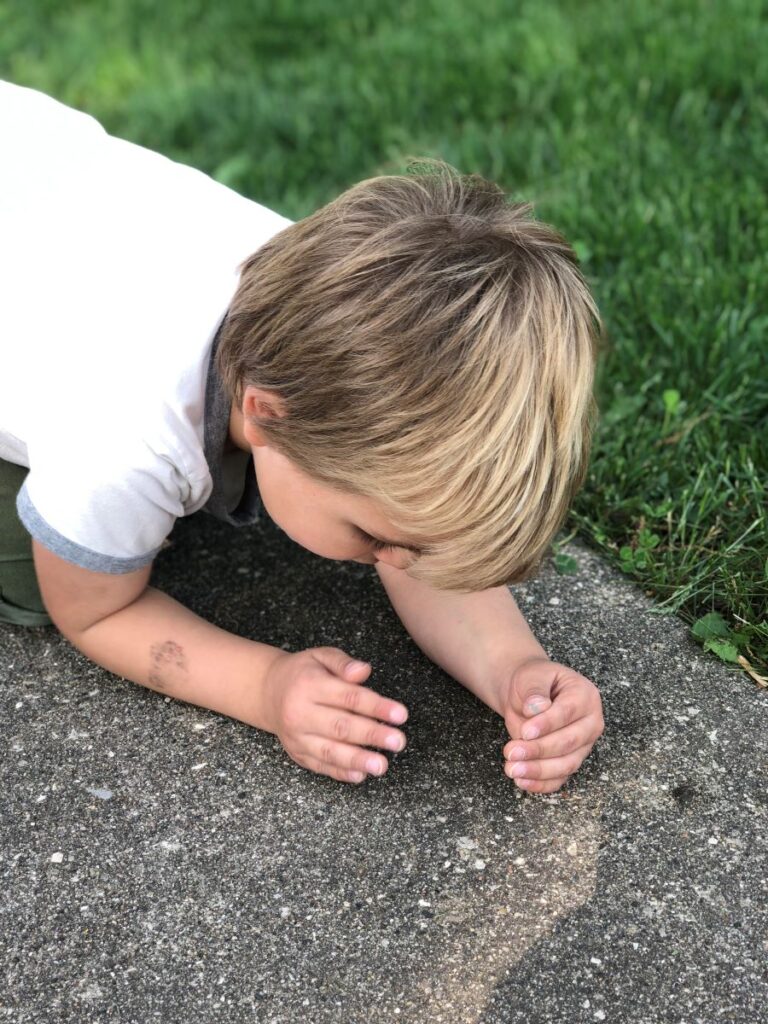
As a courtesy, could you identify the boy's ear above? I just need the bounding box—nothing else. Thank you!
[241,386,287,447]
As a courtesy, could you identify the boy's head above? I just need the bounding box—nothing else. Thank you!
[216,159,601,593]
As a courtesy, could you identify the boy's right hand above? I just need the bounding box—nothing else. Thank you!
[263,647,409,785]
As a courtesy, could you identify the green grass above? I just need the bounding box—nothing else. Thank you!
[2,0,766,679]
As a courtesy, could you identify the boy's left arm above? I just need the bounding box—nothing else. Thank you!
[375,562,604,793]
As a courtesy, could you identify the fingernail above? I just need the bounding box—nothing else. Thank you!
[348,660,369,671]
[509,762,527,778]
[389,706,407,724]
[366,756,385,774]
[525,696,550,714]
[508,745,526,761]
[522,723,540,740]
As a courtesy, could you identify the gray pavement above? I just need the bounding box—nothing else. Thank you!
[1,508,766,1023]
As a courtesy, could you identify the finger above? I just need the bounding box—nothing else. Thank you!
[504,741,594,782]
[516,696,584,741]
[310,704,407,756]
[319,676,409,726]
[511,775,570,795]
[502,706,525,740]
[503,717,597,763]
[299,753,370,785]
[307,736,391,779]
[310,647,374,685]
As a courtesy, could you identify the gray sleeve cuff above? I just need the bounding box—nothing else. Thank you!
[16,482,163,574]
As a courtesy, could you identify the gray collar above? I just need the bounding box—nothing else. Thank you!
[202,315,262,525]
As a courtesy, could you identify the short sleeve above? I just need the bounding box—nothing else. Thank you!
[16,427,191,574]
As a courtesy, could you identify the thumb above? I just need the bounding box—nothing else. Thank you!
[522,692,552,717]
[513,665,553,718]
[311,646,372,683]
[343,658,372,684]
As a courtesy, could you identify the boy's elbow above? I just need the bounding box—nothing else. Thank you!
[31,538,154,638]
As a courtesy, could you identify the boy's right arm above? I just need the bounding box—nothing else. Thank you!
[31,540,408,783]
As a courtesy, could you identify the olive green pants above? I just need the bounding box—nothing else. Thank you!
[0,458,54,627]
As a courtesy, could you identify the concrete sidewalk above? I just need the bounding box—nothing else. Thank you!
[1,509,766,1023]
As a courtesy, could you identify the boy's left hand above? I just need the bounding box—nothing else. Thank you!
[499,656,604,794]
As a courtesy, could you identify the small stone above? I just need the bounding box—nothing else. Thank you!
[79,982,104,1002]
[456,836,478,850]
[473,859,486,870]
[590,957,602,966]
[50,852,64,864]
[548,597,561,605]
[514,856,526,866]
[418,899,431,907]
[567,841,579,856]
[86,788,113,801]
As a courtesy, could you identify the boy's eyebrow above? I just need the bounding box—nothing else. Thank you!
[353,526,424,556]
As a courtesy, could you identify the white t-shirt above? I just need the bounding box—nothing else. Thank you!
[0,80,293,572]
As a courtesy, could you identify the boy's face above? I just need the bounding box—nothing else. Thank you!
[229,389,424,572]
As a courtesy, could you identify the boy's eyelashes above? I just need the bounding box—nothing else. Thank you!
[353,526,396,552]
[352,525,420,557]
[370,538,398,553]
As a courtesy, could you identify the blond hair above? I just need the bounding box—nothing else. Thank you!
[216,159,601,592]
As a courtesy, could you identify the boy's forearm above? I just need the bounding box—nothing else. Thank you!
[375,563,548,716]
[65,586,283,731]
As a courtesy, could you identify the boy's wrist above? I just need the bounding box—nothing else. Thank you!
[245,647,286,736]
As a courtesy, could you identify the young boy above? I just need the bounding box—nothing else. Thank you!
[0,80,604,792]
